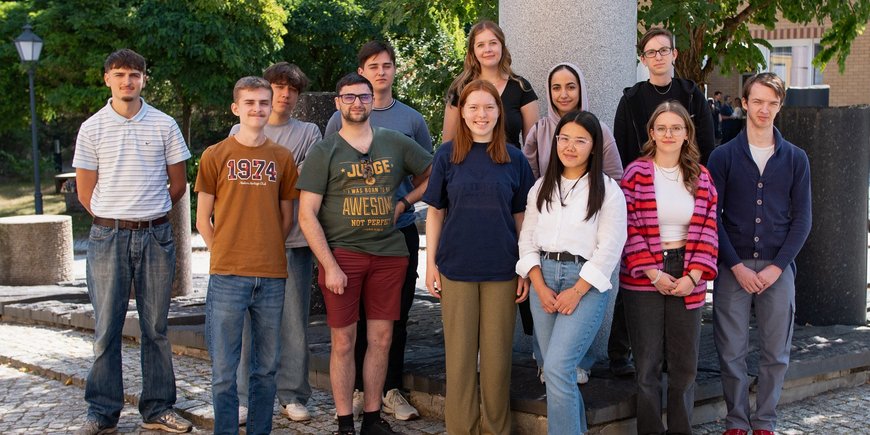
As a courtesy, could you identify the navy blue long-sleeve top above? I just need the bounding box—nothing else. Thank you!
[707,127,812,271]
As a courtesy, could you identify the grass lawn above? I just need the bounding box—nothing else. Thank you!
[0,177,91,239]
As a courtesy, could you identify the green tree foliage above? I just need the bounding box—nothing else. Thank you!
[278,0,382,91]
[135,0,288,145]
[639,0,870,86]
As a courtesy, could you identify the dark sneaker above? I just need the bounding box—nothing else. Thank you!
[610,358,636,377]
[332,430,356,435]
[360,418,401,435]
[141,409,192,433]
[74,419,117,435]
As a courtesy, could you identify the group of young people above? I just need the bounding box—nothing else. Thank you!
[71,20,811,435]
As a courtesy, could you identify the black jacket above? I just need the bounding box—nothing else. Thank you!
[613,78,715,168]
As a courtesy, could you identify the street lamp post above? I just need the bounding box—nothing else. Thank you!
[14,24,44,215]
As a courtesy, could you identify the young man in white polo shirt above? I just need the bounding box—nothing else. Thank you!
[73,49,192,435]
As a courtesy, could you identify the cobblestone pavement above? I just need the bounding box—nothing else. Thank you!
[0,323,445,434]
[692,380,870,434]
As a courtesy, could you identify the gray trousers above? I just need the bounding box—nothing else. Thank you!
[713,259,795,431]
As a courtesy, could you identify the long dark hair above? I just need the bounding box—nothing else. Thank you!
[536,110,605,221]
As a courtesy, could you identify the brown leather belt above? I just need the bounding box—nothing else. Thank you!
[93,215,169,230]
[542,251,587,263]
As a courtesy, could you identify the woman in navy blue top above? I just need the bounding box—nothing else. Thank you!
[423,79,534,434]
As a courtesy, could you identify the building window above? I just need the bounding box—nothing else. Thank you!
[758,39,823,88]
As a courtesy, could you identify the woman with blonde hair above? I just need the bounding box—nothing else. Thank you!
[620,101,719,435]
[424,79,535,434]
[441,20,539,148]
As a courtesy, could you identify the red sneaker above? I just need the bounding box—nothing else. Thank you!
[752,431,775,435]
[723,430,748,435]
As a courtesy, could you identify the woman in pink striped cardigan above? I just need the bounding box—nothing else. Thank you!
[619,101,718,435]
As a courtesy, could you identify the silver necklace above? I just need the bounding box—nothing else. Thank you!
[650,80,673,95]
[655,163,680,182]
[558,176,582,207]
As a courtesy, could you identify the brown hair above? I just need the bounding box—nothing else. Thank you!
[637,27,675,55]
[742,72,786,102]
[641,101,701,195]
[263,62,310,92]
[357,40,396,68]
[233,76,272,102]
[104,49,146,73]
[452,79,509,164]
[446,20,528,105]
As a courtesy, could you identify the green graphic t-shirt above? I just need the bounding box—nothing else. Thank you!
[297,127,433,256]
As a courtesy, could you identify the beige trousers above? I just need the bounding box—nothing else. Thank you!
[440,275,517,435]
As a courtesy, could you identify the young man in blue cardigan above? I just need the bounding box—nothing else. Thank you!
[707,72,812,435]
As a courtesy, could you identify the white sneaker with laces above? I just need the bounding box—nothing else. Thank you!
[576,367,589,385]
[238,406,248,425]
[284,402,311,421]
[382,388,420,421]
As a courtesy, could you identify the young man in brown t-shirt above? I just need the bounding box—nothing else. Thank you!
[195,76,298,434]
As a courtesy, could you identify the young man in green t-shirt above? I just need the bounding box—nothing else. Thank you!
[297,72,432,435]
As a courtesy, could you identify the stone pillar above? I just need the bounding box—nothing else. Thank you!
[500,0,638,132]
[776,106,870,326]
[500,0,637,360]
[0,215,74,285]
[169,183,192,297]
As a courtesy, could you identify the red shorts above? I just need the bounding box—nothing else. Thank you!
[319,248,408,328]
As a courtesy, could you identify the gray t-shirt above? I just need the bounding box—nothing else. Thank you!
[229,118,322,248]
[325,99,432,228]
[297,127,433,256]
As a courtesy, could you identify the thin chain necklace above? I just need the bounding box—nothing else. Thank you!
[558,175,582,207]
[655,162,680,182]
[650,80,673,95]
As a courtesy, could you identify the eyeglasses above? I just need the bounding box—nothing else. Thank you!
[339,93,374,104]
[653,125,686,136]
[359,154,375,185]
[556,135,591,148]
[641,47,673,59]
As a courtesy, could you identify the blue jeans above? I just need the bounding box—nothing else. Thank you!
[206,274,285,435]
[238,247,313,407]
[84,222,177,426]
[530,257,609,434]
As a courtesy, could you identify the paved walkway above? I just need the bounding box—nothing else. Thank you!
[0,323,446,434]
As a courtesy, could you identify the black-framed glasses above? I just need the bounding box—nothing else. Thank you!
[339,93,374,104]
[641,47,673,59]
[359,153,375,185]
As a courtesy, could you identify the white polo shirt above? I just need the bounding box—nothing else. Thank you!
[73,98,190,220]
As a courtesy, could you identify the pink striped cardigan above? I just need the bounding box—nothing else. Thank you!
[619,158,719,309]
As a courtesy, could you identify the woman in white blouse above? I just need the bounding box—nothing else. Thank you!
[516,110,627,434]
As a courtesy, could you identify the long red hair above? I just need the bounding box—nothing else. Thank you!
[452,79,509,164]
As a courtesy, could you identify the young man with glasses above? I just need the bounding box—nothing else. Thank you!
[708,72,811,435]
[229,62,322,425]
[608,27,716,379]
[73,48,192,435]
[325,40,433,423]
[297,72,432,435]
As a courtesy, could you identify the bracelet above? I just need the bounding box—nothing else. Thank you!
[650,269,663,285]
[687,274,699,286]
[398,197,412,211]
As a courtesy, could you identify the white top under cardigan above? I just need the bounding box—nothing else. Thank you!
[516,174,628,292]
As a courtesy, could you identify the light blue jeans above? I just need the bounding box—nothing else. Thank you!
[206,274,285,435]
[238,247,313,407]
[530,257,609,435]
[84,222,177,426]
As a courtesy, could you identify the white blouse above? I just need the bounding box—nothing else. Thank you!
[516,174,628,292]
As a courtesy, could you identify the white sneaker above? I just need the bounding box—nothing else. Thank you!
[334,389,364,420]
[238,406,248,426]
[382,388,420,421]
[283,402,311,421]
[576,367,589,385]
